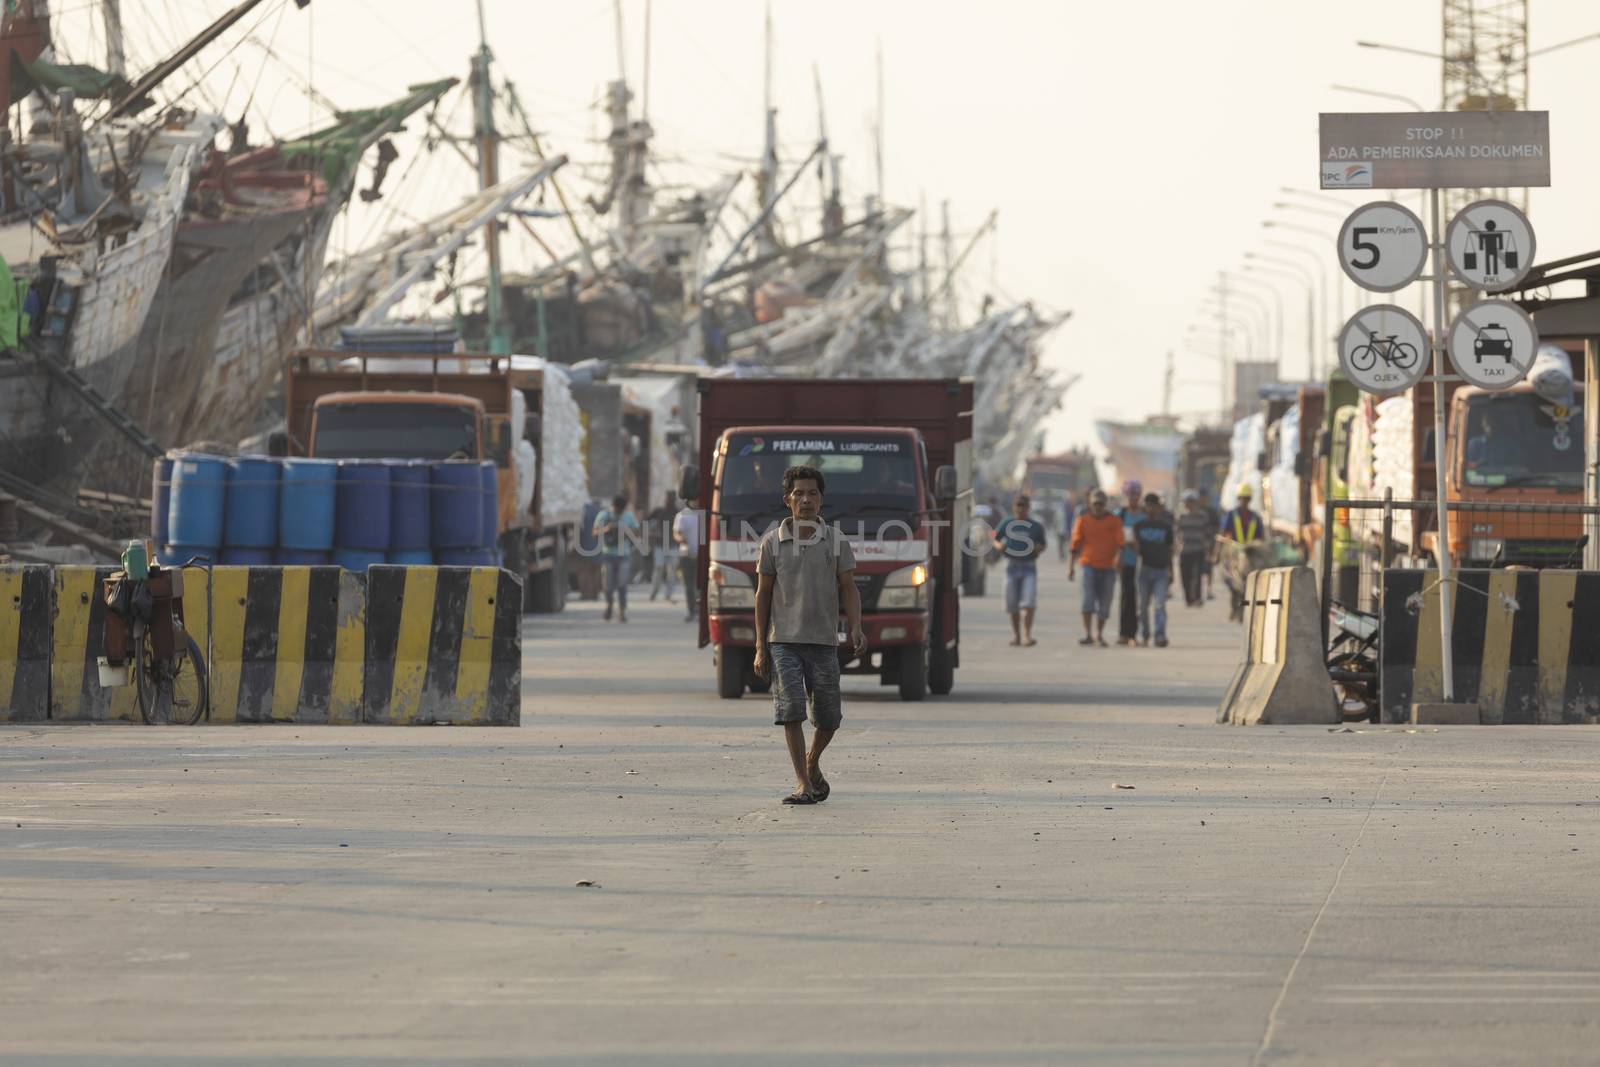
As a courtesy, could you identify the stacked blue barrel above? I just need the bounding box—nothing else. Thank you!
[154,453,503,570]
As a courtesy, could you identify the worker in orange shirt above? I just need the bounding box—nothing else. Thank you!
[1067,488,1124,647]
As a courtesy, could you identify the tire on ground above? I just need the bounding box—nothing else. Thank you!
[716,644,746,699]
[898,640,927,701]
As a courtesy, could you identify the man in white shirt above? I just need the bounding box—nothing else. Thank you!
[673,497,703,622]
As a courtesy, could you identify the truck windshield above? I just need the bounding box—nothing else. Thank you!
[314,404,477,460]
[1462,393,1584,489]
[720,432,920,532]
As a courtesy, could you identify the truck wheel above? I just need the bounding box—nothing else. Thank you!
[928,638,954,696]
[716,645,746,699]
[539,536,568,613]
[897,641,927,701]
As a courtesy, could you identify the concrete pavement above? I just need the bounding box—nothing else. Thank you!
[5,564,1600,1064]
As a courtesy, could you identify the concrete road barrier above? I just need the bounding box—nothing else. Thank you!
[3,564,518,725]
[48,566,139,722]
[181,566,366,724]
[1217,566,1338,726]
[1381,568,1600,724]
[363,566,522,725]
[0,565,51,721]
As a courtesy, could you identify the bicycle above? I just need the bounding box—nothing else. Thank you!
[106,555,211,725]
[1349,332,1418,373]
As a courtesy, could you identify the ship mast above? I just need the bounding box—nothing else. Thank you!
[101,1,126,78]
[471,0,509,355]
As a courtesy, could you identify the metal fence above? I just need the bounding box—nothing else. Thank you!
[1318,492,1600,628]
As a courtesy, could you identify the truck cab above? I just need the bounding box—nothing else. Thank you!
[308,392,489,461]
[686,379,972,703]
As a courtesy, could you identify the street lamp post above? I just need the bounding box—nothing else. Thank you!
[1263,220,1346,331]
[1257,244,1333,377]
[1222,272,1286,379]
[1243,260,1316,380]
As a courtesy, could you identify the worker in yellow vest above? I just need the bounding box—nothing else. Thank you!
[1215,484,1264,622]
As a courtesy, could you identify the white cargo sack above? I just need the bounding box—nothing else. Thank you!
[1529,345,1575,409]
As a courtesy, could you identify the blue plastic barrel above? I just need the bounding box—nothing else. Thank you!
[221,546,274,566]
[479,461,499,550]
[280,458,337,550]
[335,461,392,551]
[333,548,386,572]
[429,461,483,548]
[168,454,228,548]
[224,456,281,548]
[389,461,431,551]
[276,548,331,566]
[437,547,500,567]
[151,456,175,545]
[387,549,434,565]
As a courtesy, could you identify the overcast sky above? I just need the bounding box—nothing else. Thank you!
[64,0,1600,450]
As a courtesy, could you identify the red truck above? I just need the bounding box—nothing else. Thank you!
[683,378,974,701]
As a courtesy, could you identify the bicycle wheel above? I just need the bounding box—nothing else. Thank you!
[137,633,209,725]
[1392,342,1418,370]
[1349,344,1377,372]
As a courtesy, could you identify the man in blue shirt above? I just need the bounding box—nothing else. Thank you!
[592,493,641,623]
[991,494,1048,646]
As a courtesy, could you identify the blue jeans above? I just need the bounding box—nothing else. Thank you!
[1004,563,1038,613]
[602,555,628,613]
[1138,566,1170,641]
[1079,565,1116,619]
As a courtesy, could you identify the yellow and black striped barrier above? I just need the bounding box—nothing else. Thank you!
[180,566,367,724]
[0,565,51,721]
[2,563,519,726]
[363,566,522,725]
[1380,569,1600,724]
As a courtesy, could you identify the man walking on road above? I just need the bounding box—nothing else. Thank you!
[673,495,702,622]
[1068,488,1122,647]
[753,466,865,806]
[592,493,640,623]
[647,490,679,603]
[1176,490,1213,607]
[992,494,1048,646]
[1114,480,1143,645]
[1217,484,1264,622]
[1132,492,1175,647]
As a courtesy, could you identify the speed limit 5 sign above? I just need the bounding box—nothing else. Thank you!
[1337,201,1429,293]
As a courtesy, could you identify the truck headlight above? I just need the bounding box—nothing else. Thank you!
[878,563,928,610]
[709,561,755,610]
[1467,538,1504,562]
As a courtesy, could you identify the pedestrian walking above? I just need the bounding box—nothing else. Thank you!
[991,494,1047,646]
[1200,488,1220,600]
[1068,488,1122,647]
[1114,480,1143,646]
[752,465,865,806]
[1217,484,1264,622]
[592,493,640,623]
[673,496,702,622]
[1056,489,1078,562]
[647,490,678,603]
[1176,490,1213,607]
[1132,492,1175,647]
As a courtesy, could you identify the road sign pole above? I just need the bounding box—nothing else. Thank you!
[1428,186,1456,702]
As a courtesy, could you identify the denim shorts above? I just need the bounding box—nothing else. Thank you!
[1004,565,1038,612]
[770,643,843,731]
[1080,565,1117,619]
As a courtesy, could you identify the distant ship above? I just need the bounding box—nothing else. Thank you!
[1095,416,1182,500]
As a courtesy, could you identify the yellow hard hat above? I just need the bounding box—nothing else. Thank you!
[1236,483,1254,498]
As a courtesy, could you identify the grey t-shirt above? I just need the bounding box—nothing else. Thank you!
[757,518,856,646]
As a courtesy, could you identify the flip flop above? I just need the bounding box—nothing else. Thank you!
[782,791,817,805]
[1078,636,1095,646]
[1023,638,1037,647]
[1009,638,1022,646]
[810,773,830,802]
